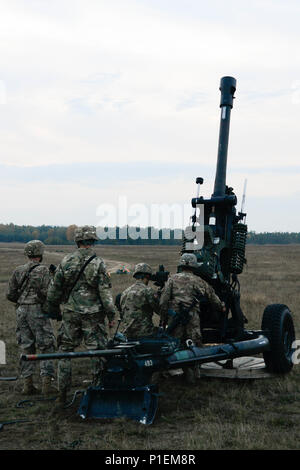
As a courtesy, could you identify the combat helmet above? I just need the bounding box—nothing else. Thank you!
[177,253,198,269]
[74,225,99,243]
[24,240,45,258]
[133,263,153,278]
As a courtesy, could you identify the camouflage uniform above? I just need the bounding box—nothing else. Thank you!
[6,241,55,380]
[47,226,116,391]
[120,264,160,338]
[159,254,224,384]
[159,254,224,346]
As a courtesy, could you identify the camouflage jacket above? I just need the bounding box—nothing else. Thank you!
[47,247,116,319]
[159,271,223,325]
[6,261,50,305]
[120,280,160,337]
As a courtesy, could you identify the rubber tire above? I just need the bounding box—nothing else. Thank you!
[261,304,295,374]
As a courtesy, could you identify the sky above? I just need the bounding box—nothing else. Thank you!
[0,0,300,232]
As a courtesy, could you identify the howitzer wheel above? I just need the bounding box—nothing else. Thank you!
[261,304,295,374]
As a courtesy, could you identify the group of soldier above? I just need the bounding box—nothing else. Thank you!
[6,225,225,409]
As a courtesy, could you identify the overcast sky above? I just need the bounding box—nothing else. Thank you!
[0,0,300,232]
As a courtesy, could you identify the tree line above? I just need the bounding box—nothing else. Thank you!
[0,224,299,245]
[0,224,182,245]
[247,231,300,245]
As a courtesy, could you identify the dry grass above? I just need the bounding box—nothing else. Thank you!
[0,243,299,450]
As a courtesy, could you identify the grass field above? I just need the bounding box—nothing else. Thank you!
[0,243,299,450]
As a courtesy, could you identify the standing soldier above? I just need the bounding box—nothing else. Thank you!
[120,263,160,338]
[46,226,116,407]
[159,253,225,383]
[6,240,55,395]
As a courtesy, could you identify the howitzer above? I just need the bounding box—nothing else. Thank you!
[182,77,249,341]
[21,330,271,424]
[21,77,296,425]
[180,78,295,377]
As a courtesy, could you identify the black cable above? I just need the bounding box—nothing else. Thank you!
[16,396,57,408]
[16,390,84,410]
[0,419,32,431]
[64,389,84,409]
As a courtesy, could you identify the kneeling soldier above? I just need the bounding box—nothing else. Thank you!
[6,240,55,395]
[159,253,225,383]
[120,263,160,338]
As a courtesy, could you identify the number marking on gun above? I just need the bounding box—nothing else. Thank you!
[144,360,153,367]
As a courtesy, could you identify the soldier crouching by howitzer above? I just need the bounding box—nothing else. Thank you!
[159,253,225,383]
[119,263,160,338]
[6,240,56,395]
[45,225,117,408]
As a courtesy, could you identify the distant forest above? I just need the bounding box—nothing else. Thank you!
[0,223,299,245]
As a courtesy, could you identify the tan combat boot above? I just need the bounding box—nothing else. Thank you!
[41,376,53,396]
[184,367,196,385]
[22,376,40,395]
[151,372,162,385]
[53,389,67,411]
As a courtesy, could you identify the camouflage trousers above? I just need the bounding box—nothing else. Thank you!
[121,317,155,339]
[170,309,202,383]
[170,310,202,347]
[16,304,55,378]
[57,310,108,391]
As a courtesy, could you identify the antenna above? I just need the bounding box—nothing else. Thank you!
[241,178,247,214]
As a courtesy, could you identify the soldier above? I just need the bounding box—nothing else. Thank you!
[6,240,55,395]
[159,253,225,383]
[46,226,117,407]
[120,263,160,338]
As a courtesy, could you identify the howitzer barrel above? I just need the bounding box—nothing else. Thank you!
[166,334,270,369]
[21,348,130,362]
[213,76,236,197]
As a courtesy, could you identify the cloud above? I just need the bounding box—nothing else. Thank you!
[0,0,300,230]
[0,161,299,231]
